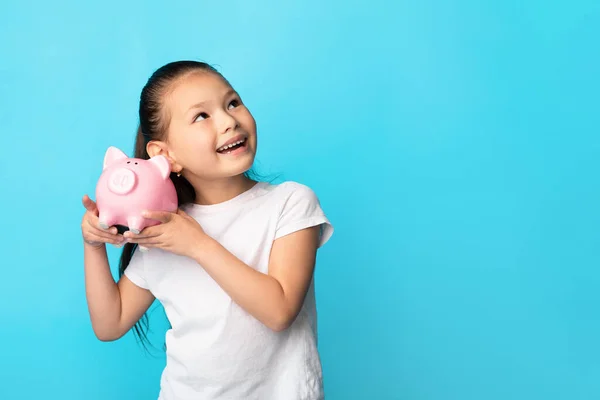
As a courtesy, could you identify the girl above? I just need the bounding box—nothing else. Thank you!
[81,60,333,400]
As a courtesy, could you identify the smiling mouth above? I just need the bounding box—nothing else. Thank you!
[216,137,248,154]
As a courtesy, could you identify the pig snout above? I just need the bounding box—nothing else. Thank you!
[107,167,137,195]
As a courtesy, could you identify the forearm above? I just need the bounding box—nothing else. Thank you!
[83,244,123,340]
[192,238,292,331]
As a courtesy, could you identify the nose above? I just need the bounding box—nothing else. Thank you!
[217,109,239,135]
[108,167,137,195]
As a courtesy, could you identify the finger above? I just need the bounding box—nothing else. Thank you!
[85,230,124,244]
[85,231,125,246]
[82,195,98,214]
[126,237,160,247]
[87,218,118,234]
[177,208,195,222]
[124,227,161,239]
[85,221,122,241]
[141,210,174,224]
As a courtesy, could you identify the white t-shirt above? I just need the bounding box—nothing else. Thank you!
[124,181,333,400]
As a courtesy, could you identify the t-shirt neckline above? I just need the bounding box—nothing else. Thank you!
[183,181,269,215]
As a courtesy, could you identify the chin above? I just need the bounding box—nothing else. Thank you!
[222,153,256,177]
[236,156,256,176]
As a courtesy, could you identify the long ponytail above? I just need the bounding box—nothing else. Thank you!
[118,125,197,350]
[120,60,260,350]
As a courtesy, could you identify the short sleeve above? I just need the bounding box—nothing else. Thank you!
[274,182,334,248]
[123,246,149,289]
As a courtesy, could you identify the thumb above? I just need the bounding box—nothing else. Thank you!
[177,208,195,221]
[142,210,173,223]
[82,195,98,214]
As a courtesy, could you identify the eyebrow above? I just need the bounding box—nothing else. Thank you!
[187,89,237,113]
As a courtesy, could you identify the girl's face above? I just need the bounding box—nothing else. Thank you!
[160,72,257,181]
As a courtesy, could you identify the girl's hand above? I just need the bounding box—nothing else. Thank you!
[81,195,125,248]
[123,209,207,258]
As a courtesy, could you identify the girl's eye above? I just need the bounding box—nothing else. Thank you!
[194,112,209,122]
[228,99,240,110]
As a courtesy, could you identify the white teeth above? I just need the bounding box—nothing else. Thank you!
[217,139,245,152]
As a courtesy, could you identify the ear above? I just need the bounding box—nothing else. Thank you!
[146,140,166,159]
[149,155,172,180]
[147,140,183,176]
[103,146,128,170]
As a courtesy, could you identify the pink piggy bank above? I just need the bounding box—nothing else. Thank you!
[95,146,178,235]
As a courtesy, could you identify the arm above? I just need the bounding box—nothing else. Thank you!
[191,226,320,332]
[82,195,155,341]
[122,184,332,332]
[84,244,155,341]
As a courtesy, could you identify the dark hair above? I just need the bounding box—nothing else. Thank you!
[117,61,257,350]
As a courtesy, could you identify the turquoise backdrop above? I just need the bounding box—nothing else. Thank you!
[1,1,599,399]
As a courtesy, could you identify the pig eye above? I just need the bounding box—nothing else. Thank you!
[135,162,138,165]
[127,161,130,164]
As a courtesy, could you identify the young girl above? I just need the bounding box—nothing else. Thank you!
[81,60,333,400]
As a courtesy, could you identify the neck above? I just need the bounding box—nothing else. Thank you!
[189,174,256,205]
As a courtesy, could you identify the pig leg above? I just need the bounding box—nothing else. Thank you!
[127,216,149,252]
[98,212,118,231]
[127,216,145,235]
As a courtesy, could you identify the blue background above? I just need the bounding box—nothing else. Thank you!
[1,1,599,399]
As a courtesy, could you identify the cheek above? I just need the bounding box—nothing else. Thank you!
[173,131,216,161]
[238,109,256,132]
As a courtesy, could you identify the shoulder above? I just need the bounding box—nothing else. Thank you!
[270,181,320,200]
[267,180,326,219]
[267,181,323,210]
[268,181,333,246]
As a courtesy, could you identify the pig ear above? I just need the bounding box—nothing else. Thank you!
[149,155,172,180]
[103,146,128,170]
